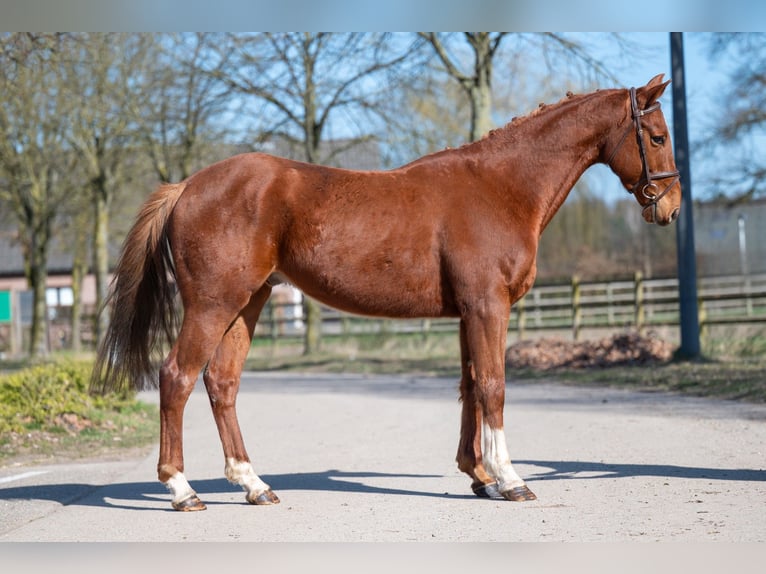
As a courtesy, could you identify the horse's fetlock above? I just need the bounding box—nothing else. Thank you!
[158,463,180,483]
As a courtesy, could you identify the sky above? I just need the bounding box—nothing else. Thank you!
[593,32,726,145]
[1,0,764,33]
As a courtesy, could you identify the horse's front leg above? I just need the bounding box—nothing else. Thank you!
[459,304,537,502]
[456,320,503,499]
[204,287,279,506]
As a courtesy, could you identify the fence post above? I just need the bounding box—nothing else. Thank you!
[606,282,615,325]
[698,296,707,342]
[634,271,644,333]
[571,275,581,341]
[268,300,279,340]
[533,290,542,327]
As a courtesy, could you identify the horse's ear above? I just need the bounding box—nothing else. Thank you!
[637,74,671,108]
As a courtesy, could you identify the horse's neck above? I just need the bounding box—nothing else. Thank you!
[479,90,626,233]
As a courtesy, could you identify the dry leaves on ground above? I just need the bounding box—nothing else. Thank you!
[505,331,675,370]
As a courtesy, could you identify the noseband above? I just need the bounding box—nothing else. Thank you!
[607,87,680,223]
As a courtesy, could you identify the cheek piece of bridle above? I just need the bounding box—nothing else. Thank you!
[607,87,680,223]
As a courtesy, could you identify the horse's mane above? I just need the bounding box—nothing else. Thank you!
[403,87,615,168]
[507,90,589,127]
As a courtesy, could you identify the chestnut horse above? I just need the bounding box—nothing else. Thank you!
[92,75,680,511]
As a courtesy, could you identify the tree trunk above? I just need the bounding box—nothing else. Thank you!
[93,187,110,346]
[70,260,84,353]
[301,44,323,355]
[27,239,49,357]
[69,213,89,352]
[303,297,321,355]
[423,32,497,143]
[469,81,493,142]
[468,34,494,142]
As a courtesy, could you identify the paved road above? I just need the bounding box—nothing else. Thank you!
[1,372,765,542]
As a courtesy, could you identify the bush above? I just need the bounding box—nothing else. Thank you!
[0,360,137,435]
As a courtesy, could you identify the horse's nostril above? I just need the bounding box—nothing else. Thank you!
[670,207,680,222]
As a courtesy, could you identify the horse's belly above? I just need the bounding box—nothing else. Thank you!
[280,256,455,319]
[277,197,456,318]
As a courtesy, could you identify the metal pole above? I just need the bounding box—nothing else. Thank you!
[670,32,701,358]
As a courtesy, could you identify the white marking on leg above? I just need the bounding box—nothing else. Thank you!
[225,458,270,497]
[482,422,525,491]
[165,472,197,504]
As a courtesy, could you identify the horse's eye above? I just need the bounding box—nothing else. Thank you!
[651,135,666,145]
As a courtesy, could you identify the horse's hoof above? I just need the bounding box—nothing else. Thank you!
[501,485,537,502]
[471,481,504,500]
[247,489,280,505]
[172,494,207,511]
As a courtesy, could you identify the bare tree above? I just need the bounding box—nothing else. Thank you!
[701,33,766,200]
[421,32,505,142]
[422,32,623,142]
[130,33,234,183]
[379,71,471,168]
[60,33,144,346]
[221,32,419,354]
[0,33,73,355]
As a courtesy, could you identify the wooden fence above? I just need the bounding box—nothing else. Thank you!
[3,272,764,356]
[254,272,766,341]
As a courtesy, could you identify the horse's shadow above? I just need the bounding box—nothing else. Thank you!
[1,462,763,511]
[0,469,473,511]
[518,459,766,483]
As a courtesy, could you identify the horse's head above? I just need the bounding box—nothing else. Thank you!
[605,74,681,226]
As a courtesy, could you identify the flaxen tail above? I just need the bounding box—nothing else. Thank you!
[91,182,187,394]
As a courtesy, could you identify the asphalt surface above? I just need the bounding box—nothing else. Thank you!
[1,372,765,542]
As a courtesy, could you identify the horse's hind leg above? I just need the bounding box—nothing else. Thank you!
[158,306,242,511]
[158,276,267,511]
[203,286,280,506]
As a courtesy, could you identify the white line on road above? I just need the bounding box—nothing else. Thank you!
[0,470,49,485]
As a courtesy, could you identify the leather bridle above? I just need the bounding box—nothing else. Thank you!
[607,87,680,223]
